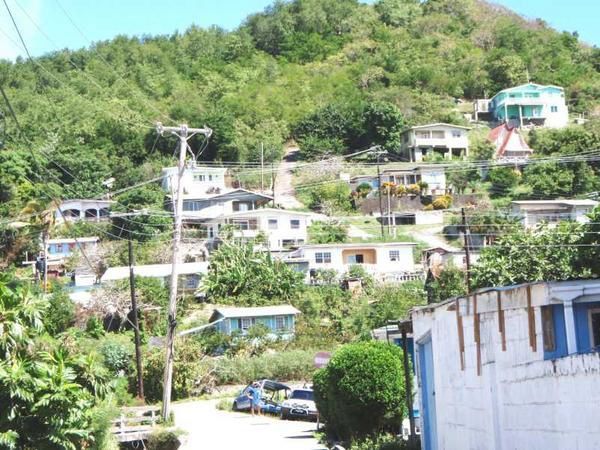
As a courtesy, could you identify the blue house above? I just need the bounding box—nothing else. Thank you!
[209,305,301,338]
[488,83,568,128]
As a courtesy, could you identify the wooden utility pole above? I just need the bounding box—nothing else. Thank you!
[374,149,387,238]
[461,207,472,293]
[128,237,144,400]
[156,122,212,419]
[42,228,49,293]
[260,142,264,193]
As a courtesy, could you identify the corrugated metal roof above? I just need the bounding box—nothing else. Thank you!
[101,262,208,282]
[212,304,300,319]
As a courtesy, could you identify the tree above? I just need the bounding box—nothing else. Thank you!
[368,282,426,328]
[471,222,589,289]
[578,206,600,277]
[0,275,112,449]
[362,102,404,152]
[375,0,421,27]
[487,167,520,198]
[520,161,576,198]
[308,220,348,244]
[203,239,304,304]
[425,264,467,303]
[313,341,406,442]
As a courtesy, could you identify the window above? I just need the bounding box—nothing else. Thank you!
[452,130,462,138]
[241,318,253,331]
[232,219,249,230]
[208,174,213,181]
[315,252,331,264]
[415,131,430,139]
[290,219,300,229]
[431,131,445,139]
[542,306,556,352]
[542,304,568,360]
[347,254,364,264]
[589,309,600,349]
[275,316,286,331]
[550,106,558,113]
[233,201,251,212]
[268,219,278,229]
[183,200,203,211]
[193,174,205,182]
[389,250,400,261]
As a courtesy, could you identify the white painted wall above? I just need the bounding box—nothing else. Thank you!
[162,166,227,197]
[412,283,600,450]
[302,244,415,277]
[414,211,444,225]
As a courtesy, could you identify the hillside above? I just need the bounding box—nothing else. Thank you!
[1,0,599,214]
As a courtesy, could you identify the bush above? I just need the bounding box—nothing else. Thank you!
[308,221,349,244]
[100,334,134,375]
[147,429,182,450]
[432,194,452,210]
[349,434,409,450]
[46,285,76,335]
[313,341,406,442]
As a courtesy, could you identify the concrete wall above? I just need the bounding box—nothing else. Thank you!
[412,284,600,450]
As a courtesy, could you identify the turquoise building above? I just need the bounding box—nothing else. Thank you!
[488,83,568,128]
[209,305,300,338]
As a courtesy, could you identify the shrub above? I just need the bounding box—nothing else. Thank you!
[356,182,372,198]
[406,184,420,195]
[432,194,452,210]
[46,286,76,335]
[308,221,349,244]
[349,434,408,450]
[313,341,406,442]
[146,429,182,450]
[100,334,134,375]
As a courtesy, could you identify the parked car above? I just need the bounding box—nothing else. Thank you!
[280,388,318,421]
[232,379,290,414]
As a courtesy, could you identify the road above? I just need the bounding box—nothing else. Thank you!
[173,399,327,450]
[274,145,304,209]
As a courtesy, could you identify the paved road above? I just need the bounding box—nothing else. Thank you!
[173,399,327,450]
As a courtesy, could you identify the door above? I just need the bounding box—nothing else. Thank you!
[419,336,438,450]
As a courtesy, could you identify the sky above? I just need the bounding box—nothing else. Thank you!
[0,0,598,61]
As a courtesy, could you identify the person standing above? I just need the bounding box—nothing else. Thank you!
[248,382,262,417]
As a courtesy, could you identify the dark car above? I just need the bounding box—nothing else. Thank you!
[279,388,318,421]
[232,379,290,414]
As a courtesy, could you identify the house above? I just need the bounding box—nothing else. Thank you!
[161,164,227,197]
[382,165,447,194]
[100,262,209,290]
[511,199,598,228]
[209,305,300,338]
[422,246,481,275]
[289,242,421,283]
[488,123,533,160]
[47,237,100,261]
[348,166,447,196]
[55,199,114,223]
[488,83,569,128]
[205,208,327,251]
[398,123,470,162]
[411,279,600,450]
[176,189,273,222]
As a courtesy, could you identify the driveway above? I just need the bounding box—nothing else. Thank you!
[173,399,326,450]
[274,145,304,209]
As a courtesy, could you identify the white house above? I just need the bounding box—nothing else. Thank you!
[511,199,598,228]
[161,164,227,197]
[47,237,99,261]
[422,246,481,275]
[398,124,470,162]
[290,242,420,282]
[55,199,114,223]
[411,279,600,450]
[205,208,326,251]
[177,189,273,222]
[382,165,448,194]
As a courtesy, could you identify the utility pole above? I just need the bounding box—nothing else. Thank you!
[128,237,144,400]
[374,148,387,238]
[156,122,212,419]
[271,161,276,207]
[461,208,472,293]
[42,228,49,293]
[260,142,264,193]
[387,188,393,235]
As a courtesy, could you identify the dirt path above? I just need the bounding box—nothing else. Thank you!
[406,225,459,249]
[173,399,326,450]
[274,145,304,209]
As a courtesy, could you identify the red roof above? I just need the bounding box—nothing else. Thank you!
[488,123,532,158]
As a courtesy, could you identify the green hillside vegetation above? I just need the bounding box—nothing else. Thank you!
[1,0,599,218]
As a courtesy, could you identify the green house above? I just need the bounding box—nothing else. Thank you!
[209,305,300,338]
